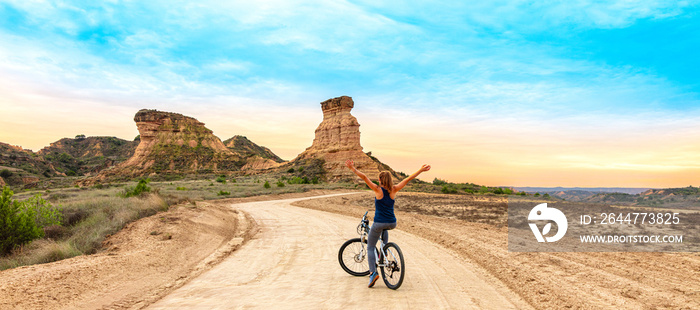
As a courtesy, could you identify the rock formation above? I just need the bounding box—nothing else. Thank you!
[77,109,277,185]
[291,96,400,182]
[0,176,5,187]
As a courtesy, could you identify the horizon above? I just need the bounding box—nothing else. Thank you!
[1,1,699,188]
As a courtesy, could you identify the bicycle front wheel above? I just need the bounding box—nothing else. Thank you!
[338,238,370,276]
[380,242,405,289]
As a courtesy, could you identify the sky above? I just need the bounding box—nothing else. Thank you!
[1,0,699,188]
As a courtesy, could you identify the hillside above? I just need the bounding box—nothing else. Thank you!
[38,136,138,176]
[223,135,285,163]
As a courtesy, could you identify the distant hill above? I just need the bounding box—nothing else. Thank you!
[513,187,652,195]
[515,186,700,209]
[223,135,285,163]
[38,136,138,176]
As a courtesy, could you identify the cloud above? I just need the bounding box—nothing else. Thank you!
[1,0,699,187]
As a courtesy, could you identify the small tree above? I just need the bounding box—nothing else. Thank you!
[534,192,541,197]
[264,181,271,189]
[0,187,43,255]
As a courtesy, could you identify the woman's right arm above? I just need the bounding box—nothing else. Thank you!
[345,160,380,192]
[394,164,431,192]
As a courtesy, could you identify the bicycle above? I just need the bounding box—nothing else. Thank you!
[337,211,405,289]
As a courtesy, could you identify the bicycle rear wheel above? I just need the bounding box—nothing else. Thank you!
[338,238,370,276]
[380,242,405,289]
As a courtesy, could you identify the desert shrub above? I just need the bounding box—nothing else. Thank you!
[298,167,304,172]
[287,176,310,184]
[264,181,271,189]
[121,179,151,198]
[217,190,231,196]
[176,186,186,191]
[277,181,285,187]
[230,178,236,183]
[432,178,448,186]
[441,185,458,194]
[312,177,319,184]
[20,194,62,228]
[216,175,227,183]
[534,193,541,197]
[0,187,43,255]
[0,169,12,179]
[287,168,295,173]
[543,193,551,199]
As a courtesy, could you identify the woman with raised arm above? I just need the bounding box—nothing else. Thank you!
[345,159,431,288]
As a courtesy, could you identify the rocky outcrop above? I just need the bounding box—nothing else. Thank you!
[291,96,400,182]
[77,110,248,185]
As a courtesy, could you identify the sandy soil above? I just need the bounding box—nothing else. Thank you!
[292,192,700,310]
[148,193,531,309]
[2,190,696,309]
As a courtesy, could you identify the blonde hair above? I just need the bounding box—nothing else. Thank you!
[378,171,394,192]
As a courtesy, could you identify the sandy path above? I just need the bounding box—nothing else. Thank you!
[148,193,530,309]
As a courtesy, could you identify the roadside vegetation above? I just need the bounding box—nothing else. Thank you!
[0,175,355,270]
[405,178,517,196]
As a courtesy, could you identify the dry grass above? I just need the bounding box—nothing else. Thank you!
[1,176,357,270]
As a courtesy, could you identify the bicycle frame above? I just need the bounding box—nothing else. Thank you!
[357,211,396,267]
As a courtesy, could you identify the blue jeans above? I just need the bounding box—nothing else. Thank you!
[367,222,397,274]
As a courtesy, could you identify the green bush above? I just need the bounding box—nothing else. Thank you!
[287,168,295,173]
[277,181,285,187]
[216,175,227,183]
[0,187,43,255]
[176,186,186,191]
[441,185,458,194]
[121,179,151,198]
[0,169,12,179]
[534,193,541,197]
[20,194,62,229]
[264,181,271,189]
[217,190,230,196]
[543,193,551,199]
[287,176,310,184]
[433,178,448,186]
[298,167,304,172]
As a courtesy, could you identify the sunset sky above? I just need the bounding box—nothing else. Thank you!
[1,1,699,188]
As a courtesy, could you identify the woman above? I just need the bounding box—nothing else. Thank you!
[345,159,431,288]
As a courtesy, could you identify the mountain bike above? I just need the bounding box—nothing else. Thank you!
[337,211,405,289]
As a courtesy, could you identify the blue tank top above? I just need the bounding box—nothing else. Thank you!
[374,187,396,223]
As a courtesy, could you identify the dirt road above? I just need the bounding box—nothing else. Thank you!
[148,193,531,309]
